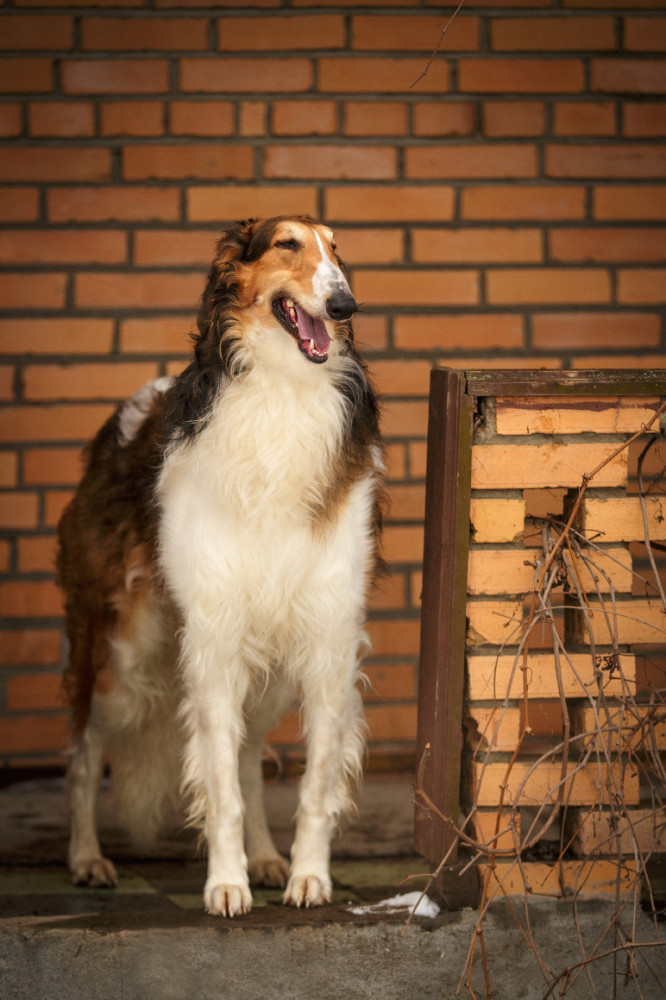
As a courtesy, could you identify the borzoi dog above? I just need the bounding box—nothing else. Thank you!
[57,216,384,917]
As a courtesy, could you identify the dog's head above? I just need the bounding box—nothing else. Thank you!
[198,216,358,371]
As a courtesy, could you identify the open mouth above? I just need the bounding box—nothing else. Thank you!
[272,297,332,364]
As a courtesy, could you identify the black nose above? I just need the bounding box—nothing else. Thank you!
[326,290,357,321]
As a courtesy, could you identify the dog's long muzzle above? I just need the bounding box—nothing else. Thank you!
[326,290,358,321]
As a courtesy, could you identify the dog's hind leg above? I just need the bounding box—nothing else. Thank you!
[67,713,117,887]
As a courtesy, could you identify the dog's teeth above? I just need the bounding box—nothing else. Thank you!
[286,298,294,308]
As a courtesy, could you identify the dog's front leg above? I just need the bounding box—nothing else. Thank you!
[181,641,252,917]
[284,673,364,908]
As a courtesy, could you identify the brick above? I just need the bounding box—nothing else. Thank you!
[0,629,61,667]
[75,272,203,310]
[381,400,428,439]
[5,673,64,712]
[367,573,406,611]
[593,184,666,222]
[572,808,666,857]
[394,315,525,352]
[549,142,666,178]
[343,101,407,137]
[0,714,69,755]
[582,497,666,543]
[573,705,666,755]
[218,15,344,50]
[474,761,640,809]
[495,396,659,435]
[584,598,666,646]
[406,143,537,179]
[119,317,195,354]
[29,101,94,137]
[459,58,584,94]
[384,484,424,522]
[271,100,336,136]
[532,312,660,350]
[466,652,634,702]
[440,356,562,372]
[351,314,387,351]
[624,102,666,137]
[63,58,169,94]
[462,185,585,221]
[124,144,253,181]
[470,545,632,596]
[325,185,454,222]
[553,100,616,136]
[23,447,83,486]
[483,100,545,137]
[625,16,666,51]
[471,443,628,489]
[188,185,318,222]
[0,104,22,137]
[0,229,126,265]
[0,319,113,356]
[0,147,110,182]
[592,59,666,95]
[618,269,666,304]
[491,17,614,51]
[0,187,39,222]
[239,101,266,137]
[48,185,181,223]
[45,490,73,528]
[466,599,524,646]
[479,860,637,900]
[0,492,39,529]
[169,100,234,137]
[365,704,417,743]
[571,353,666,371]
[0,452,17,486]
[82,16,207,50]
[550,227,666,262]
[488,268,610,305]
[0,273,67,310]
[470,498,525,544]
[351,14,479,51]
[134,230,218,267]
[353,268,478,307]
[412,227,541,264]
[0,58,52,94]
[0,404,114,443]
[264,144,396,181]
[100,100,164,137]
[2,14,73,49]
[474,811,521,854]
[318,57,448,94]
[468,706,521,752]
[180,57,312,93]
[18,535,58,573]
[412,101,475,137]
[366,619,421,659]
[383,525,424,563]
[333,228,403,265]
[24,362,159,402]
[0,581,63,618]
[363,664,415,702]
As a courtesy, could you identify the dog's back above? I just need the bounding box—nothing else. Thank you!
[58,216,383,915]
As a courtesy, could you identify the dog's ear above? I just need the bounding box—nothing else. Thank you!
[213,219,259,270]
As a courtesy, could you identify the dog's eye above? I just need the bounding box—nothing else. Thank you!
[274,239,301,252]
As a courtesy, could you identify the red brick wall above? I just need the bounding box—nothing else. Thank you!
[0,0,664,769]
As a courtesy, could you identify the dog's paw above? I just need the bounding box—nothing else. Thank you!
[283,873,331,908]
[249,856,290,888]
[204,881,252,918]
[70,856,118,888]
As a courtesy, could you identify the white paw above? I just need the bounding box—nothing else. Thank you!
[70,856,118,888]
[283,873,331,908]
[249,856,290,888]
[204,881,252,917]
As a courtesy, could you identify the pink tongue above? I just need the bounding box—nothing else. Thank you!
[294,303,331,354]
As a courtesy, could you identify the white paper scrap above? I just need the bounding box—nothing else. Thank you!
[348,891,440,918]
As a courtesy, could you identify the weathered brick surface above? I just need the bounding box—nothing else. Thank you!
[1,0,664,772]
